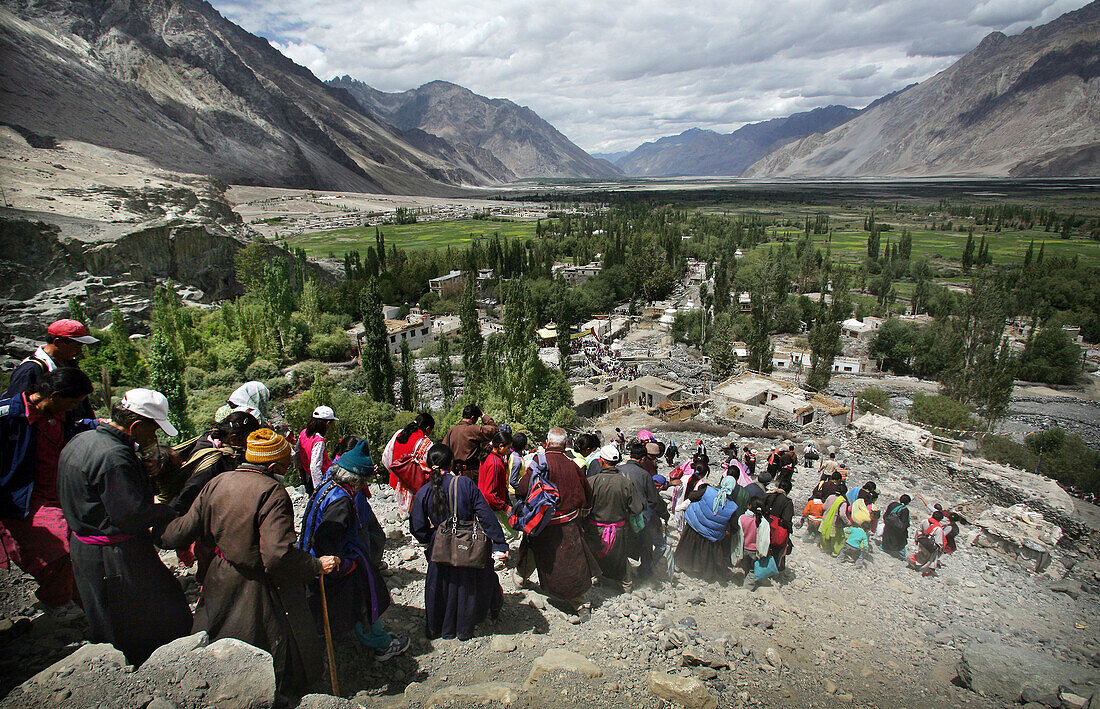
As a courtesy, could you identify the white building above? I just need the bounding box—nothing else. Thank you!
[428,270,464,298]
[841,317,882,340]
[384,312,434,355]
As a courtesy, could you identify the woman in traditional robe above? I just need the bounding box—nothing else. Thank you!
[159,429,338,693]
[300,439,408,660]
[410,444,507,640]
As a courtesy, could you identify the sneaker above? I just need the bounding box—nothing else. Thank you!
[375,635,409,662]
[44,602,84,622]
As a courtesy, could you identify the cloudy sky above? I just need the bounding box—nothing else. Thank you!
[212,0,1090,154]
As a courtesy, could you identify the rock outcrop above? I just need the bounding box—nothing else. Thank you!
[744,2,1100,177]
[2,633,277,709]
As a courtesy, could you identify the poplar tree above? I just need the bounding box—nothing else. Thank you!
[145,332,193,438]
[359,278,394,405]
[399,339,418,411]
[437,334,455,405]
[459,274,483,393]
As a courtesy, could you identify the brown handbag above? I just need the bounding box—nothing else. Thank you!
[430,476,491,568]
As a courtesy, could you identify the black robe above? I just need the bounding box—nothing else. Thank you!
[881,503,910,553]
[410,473,506,640]
[57,425,191,665]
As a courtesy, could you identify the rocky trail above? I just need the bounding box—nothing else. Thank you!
[1,419,1098,709]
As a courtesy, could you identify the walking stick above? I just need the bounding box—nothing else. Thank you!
[318,573,340,696]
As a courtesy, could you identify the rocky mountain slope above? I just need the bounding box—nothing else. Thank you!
[0,0,505,193]
[615,106,860,177]
[744,1,1100,177]
[329,77,622,179]
[0,125,321,358]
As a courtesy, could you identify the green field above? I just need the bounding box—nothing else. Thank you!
[766,228,1100,267]
[288,219,538,256]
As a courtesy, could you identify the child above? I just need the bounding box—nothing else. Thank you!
[801,496,825,540]
[841,521,872,567]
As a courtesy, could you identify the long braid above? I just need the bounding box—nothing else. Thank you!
[426,443,453,521]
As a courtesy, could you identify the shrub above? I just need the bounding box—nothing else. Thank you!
[907,393,978,437]
[213,340,252,374]
[245,358,280,381]
[204,368,241,388]
[979,435,1037,471]
[186,349,218,373]
[289,361,330,391]
[184,366,207,391]
[263,376,292,399]
[856,386,890,414]
[308,333,352,362]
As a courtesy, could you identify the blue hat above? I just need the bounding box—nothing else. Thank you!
[334,439,374,477]
[652,474,668,487]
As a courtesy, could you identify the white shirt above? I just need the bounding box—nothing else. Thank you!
[309,435,327,489]
[32,346,58,371]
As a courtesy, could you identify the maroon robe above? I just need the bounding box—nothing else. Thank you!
[515,447,598,601]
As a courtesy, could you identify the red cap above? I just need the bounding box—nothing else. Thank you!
[47,319,99,344]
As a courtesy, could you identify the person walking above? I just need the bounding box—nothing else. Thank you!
[299,439,408,660]
[3,319,99,439]
[58,389,192,664]
[442,405,497,479]
[513,428,598,616]
[477,432,515,541]
[880,495,911,557]
[0,367,95,617]
[585,445,642,592]
[298,405,338,495]
[675,476,739,583]
[411,444,507,640]
[382,413,435,518]
[158,429,339,693]
[620,442,668,582]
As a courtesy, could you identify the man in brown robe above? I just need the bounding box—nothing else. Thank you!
[441,404,497,479]
[159,429,338,694]
[514,428,598,616]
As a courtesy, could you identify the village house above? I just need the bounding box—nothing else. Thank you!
[572,375,684,418]
[383,311,434,355]
[552,262,602,286]
[428,270,465,298]
[841,317,883,340]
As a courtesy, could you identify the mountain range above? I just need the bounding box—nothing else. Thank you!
[327,77,622,179]
[744,1,1100,177]
[0,0,1095,198]
[612,105,860,177]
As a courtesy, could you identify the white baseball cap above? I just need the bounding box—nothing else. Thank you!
[120,388,178,437]
[312,405,338,421]
[598,444,621,463]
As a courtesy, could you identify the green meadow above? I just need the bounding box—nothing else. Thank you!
[766,228,1100,267]
[288,219,538,256]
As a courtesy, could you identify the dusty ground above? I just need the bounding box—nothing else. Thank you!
[3,420,1096,708]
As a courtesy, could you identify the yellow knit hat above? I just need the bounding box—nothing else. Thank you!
[245,428,291,464]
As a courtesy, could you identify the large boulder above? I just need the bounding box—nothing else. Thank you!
[3,643,131,708]
[425,682,520,708]
[646,671,718,709]
[954,642,1098,702]
[525,649,603,687]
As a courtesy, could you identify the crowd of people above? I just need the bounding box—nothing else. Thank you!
[572,336,639,379]
[0,317,968,698]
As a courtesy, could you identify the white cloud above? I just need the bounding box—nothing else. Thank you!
[211,0,1091,153]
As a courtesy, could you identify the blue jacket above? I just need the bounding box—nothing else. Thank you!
[1,394,95,518]
[684,485,739,542]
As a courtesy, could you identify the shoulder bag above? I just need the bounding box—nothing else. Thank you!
[430,476,491,568]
